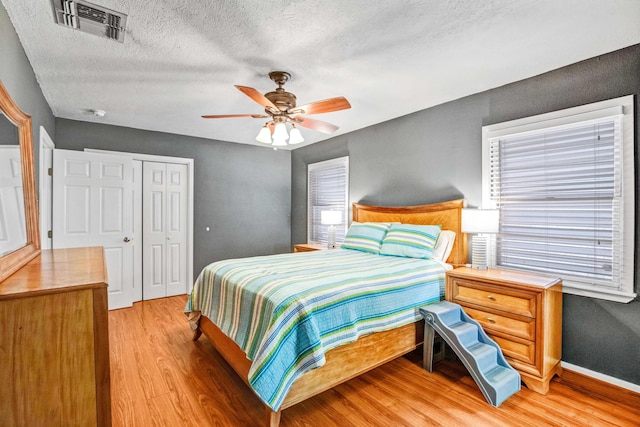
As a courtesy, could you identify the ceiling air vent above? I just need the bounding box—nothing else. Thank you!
[51,0,127,43]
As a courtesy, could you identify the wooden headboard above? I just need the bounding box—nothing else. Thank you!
[352,199,467,265]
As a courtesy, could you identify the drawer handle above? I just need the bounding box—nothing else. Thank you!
[487,317,496,324]
[487,295,496,301]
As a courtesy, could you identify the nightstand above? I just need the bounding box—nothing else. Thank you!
[294,243,331,252]
[446,267,562,394]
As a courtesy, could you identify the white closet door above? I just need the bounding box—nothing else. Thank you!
[143,162,166,300]
[165,163,188,296]
[52,149,134,310]
[143,162,187,299]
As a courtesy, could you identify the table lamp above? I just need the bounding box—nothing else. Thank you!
[461,208,499,270]
[321,211,342,249]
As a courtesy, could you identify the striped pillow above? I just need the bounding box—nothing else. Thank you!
[341,222,392,254]
[379,223,442,259]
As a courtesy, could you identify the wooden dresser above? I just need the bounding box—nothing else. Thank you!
[0,247,111,426]
[446,267,562,394]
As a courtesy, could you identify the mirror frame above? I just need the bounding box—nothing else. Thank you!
[0,81,40,282]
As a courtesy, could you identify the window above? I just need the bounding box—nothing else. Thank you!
[482,96,635,302]
[308,157,349,244]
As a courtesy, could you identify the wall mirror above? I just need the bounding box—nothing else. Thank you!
[0,81,40,282]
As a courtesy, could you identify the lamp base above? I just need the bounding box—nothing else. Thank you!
[471,235,488,270]
[327,225,336,249]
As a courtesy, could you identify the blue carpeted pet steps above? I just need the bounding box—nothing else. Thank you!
[420,301,521,407]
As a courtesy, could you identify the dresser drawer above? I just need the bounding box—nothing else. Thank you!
[463,306,535,341]
[449,278,536,317]
[491,334,536,366]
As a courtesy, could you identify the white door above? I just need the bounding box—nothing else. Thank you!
[39,126,55,250]
[52,149,134,310]
[132,160,143,302]
[0,146,26,255]
[143,161,188,299]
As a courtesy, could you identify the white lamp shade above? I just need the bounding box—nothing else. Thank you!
[273,122,289,141]
[288,127,304,144]
[272,137,287,147]
[256,125,272,144]
[461,209,499,234]
[321,210,342,225]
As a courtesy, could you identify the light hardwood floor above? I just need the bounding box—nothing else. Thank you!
[109,296,640,426]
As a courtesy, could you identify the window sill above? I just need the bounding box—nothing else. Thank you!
[562,282,636,303]
[488,264,637,303]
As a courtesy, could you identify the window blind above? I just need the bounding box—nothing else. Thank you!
[489,117,623,289]
[308,157,348,244]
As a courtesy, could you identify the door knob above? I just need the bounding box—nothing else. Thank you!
[123,237,131,242]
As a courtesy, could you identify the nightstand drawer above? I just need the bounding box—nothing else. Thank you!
[449,278,536,317]
[463,306,535,341]
[491,334,536,365]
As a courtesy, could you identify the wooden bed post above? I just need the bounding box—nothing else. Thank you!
[191,326,202,341]
[192,319,202,341]
[266,408,281,427]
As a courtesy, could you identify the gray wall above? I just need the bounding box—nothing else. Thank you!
[0,1,56,178]
[56,119,292,276]
[292,44,640,386]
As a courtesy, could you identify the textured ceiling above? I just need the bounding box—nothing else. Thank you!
[3,0,640,149]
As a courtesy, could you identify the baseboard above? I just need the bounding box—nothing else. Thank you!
[561,361,640,394]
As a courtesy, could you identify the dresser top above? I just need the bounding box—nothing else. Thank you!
[448,267,561,289]
[0,247,108,300]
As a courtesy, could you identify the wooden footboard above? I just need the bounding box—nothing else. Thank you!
[195,315,424,426]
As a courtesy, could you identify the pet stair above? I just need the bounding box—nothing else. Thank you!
[420,301,521,407]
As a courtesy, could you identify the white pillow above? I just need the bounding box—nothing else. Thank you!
[431,230,456,262]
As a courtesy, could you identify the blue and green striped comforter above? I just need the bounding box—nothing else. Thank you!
[185,248,446,410]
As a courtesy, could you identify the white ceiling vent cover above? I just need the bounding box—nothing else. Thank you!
[51,0,127,43]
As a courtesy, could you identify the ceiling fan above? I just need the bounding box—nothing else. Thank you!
[202,71,351,146]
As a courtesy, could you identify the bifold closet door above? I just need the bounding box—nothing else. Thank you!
[142,162,188,300]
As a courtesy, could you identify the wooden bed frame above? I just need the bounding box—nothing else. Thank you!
[192,199,467,426]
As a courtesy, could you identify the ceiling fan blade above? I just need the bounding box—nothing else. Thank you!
[201,114,268,119]
[235,85,278,111]
[293,116,339,134]
[293,97,351,115]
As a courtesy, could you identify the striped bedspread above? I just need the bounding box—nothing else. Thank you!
[185,248,446,410]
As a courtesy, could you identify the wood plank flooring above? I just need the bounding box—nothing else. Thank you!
[109,296,640,426]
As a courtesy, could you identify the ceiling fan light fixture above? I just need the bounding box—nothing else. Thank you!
[289,126,304,144]
[273,122,289,141]
[256,124,272,144]
[201,71,351,145]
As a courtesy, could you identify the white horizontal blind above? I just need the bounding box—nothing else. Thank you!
[489,117,622,289]
[308,157,348,244]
